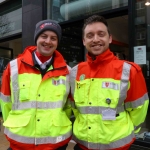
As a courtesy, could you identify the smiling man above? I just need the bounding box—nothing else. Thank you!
[70,15,149,150]
[0,20,72,150]
[83,20,112,57]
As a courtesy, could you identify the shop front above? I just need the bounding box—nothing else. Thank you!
[0,0,22,61]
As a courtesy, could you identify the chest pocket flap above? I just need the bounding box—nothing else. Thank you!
[19,81,30,101]
[74,80,87,103]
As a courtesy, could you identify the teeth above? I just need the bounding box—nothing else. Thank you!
[93,45,100,48]
[44,45,52,48]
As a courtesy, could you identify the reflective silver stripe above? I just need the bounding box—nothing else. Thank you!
[125,93,149,109]
[10,59,69,110]
[4,128,72,144]
[70,65,78,99]
[52,79,65,86]
[70,63,131,112]
[67,65,71,72]
[10,59,19,109]
[118,62,131,107]
[12,100,64,110]
[63,66,70,107]
[0,93,11,103]
[78,105,124,114]
[73,131,135,149]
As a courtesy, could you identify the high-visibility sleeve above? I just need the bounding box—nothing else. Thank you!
[0,64,12,121]
[63,97,72,119]
[129,100,149,133]
[65,92,79,118]
[125,67,149,132]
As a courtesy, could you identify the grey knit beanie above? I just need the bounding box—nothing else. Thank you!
[34,19,62,44]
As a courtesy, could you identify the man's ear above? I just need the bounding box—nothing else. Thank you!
[109,35,112,44]
[83,38,85,46]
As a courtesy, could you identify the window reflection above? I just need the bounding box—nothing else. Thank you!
[47,0,128,22]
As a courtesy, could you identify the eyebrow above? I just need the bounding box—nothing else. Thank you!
[86,30,106,35]
[41,33,57,37]
[86,32,93,35]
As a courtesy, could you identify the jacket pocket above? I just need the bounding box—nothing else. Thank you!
[3,114,31,128]
[46,112,72,136]
[53,112,72,126]
[101,112,128,142]
[19,81,30,101]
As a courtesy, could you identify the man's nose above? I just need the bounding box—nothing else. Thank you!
[93,35,99,42]
[45,37,52,43]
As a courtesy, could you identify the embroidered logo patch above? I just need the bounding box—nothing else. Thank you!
[40,22,58,29]
[102,82,119,90]
[105,82,109,87]
[79,74,85,81]
[52,79,65,86]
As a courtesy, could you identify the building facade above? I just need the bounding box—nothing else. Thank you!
[0,0,150,149]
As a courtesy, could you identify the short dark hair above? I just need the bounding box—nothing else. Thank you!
[82,15,110,37]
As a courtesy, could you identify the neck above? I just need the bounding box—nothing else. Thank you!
[35,50,52,63]
[88,52,96,60]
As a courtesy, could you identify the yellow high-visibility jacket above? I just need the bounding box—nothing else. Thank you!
[0,46,72,149]
[70,49,149,150]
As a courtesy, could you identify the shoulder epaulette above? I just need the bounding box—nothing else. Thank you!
[125,61,141,72]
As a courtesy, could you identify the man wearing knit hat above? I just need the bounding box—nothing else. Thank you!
[0,19,72,150]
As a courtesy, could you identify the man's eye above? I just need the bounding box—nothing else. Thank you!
[99,34,104,37]
[41,36,47,38]
[98,32,105,37]
[87,35,93,38]
[51,38,57,41]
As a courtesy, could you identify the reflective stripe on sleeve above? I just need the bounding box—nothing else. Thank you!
[10,59,19,109]
[0,93,11,103]
[73,131,135,149]
[4,128,72,144]
[70,65,78,99]
[125,93,149,109]
[118,62,131,107]
[63,73,70,106]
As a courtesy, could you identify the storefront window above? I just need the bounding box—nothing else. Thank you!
[47,0,128,67]
[47,0,128,22]
[130,0,150,148]
[0,8,22,39]
[57,22,84,67]
[133,0,149,88]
